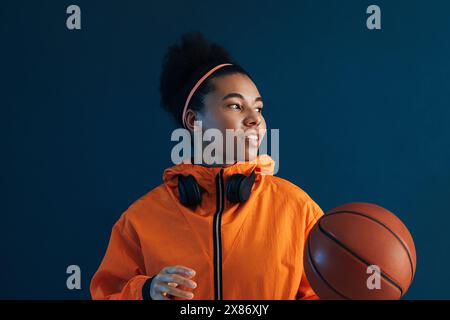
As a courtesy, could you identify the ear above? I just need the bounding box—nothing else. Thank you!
[184,109,198,132]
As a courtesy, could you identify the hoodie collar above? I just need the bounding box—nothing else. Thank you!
[163,154,275,191]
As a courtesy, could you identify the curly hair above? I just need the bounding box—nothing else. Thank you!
[159,32,253,126]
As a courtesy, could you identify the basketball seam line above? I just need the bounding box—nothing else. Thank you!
[318,220,404,298]
[327,210,415,283]
[307,231,351,300]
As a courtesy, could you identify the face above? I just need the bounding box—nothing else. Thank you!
[185,73,267,165]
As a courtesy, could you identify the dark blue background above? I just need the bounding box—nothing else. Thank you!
[1,0,449,299]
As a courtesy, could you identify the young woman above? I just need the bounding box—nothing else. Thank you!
[90,32,324,300]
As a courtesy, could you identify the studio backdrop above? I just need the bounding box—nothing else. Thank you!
[1,0,449,299]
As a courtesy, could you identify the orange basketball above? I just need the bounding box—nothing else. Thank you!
[304,202,416,300]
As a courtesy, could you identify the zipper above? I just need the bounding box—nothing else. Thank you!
[212,169,225,300]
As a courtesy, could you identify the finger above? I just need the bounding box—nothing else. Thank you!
[156,292,171,300]
[165,292,176,299]
[158,274,197,289]
[153,284,172,300]
[158,283,194,300]
[152,289,170,300]
[164,265,196,277]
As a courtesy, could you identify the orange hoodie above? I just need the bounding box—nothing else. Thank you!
[90,154,324,300]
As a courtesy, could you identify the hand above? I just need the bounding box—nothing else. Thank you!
[149,265,197,300]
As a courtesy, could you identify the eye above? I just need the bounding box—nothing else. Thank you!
[256,106,263,113]
[228,104,242,110]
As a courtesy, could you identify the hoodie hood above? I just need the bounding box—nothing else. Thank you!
[163,154,275,190]
[162,154,275,215]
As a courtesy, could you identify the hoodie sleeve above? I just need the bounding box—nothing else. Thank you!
[296,200,324,300]
[90,212,151,300]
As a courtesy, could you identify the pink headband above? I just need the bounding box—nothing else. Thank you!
[181,63,233,128]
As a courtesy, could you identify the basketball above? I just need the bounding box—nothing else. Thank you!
[304,202,416,300]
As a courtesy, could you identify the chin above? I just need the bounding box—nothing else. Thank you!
[244,148,259,162]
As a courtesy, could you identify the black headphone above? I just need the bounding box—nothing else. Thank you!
[177,171,256,208]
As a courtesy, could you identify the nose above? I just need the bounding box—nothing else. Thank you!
[243,109,262,128]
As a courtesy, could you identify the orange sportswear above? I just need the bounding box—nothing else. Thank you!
[90,154,324,300]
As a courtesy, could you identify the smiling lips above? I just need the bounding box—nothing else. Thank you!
[230,130,261,146]
[243,131,260,146]
[245,134,258,141]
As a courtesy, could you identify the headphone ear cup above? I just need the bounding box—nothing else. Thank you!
[226,171,256,203]
[178,174,202,208]
[226,174,246,203]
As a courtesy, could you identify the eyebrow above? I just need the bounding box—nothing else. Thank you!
[222,92,263,103]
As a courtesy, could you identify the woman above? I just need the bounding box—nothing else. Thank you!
[90,32,324,300]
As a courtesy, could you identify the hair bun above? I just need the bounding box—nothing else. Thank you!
[159,32,233,124]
